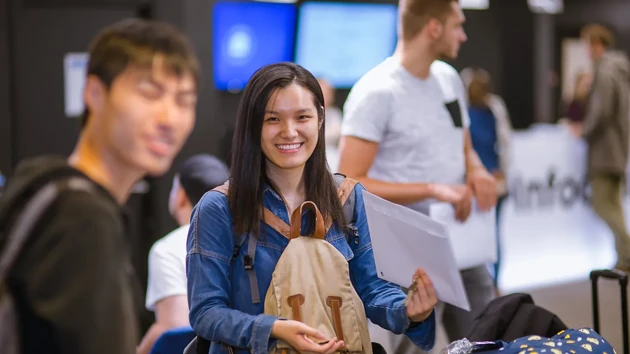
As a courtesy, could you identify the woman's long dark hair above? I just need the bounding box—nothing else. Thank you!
[229,62,345,238]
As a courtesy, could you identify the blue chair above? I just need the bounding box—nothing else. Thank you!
[150,326,197,354]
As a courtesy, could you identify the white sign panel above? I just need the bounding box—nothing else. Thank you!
[500,124,619,292]
[64,52,89,118]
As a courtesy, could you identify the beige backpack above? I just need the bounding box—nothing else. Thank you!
[265,200,372,354]
[211,175,372,353]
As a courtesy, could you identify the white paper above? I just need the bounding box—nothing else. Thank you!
[429,202,497,270]
[64,52,89,118]
[362,190,471,311]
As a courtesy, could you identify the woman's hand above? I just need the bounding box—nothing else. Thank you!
[406,268,438,323]
[271,320,345,354]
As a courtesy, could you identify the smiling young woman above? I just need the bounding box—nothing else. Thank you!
[186,62,438,354]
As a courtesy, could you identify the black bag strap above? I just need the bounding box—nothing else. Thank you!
[0,171,94,283]
[0,166,82,223]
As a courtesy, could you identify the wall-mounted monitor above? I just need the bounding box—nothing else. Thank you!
[212,1,297,91]
[294,2,398,89]
[461,0,489,10]
[528,0,563,14]
[64,52,88,118]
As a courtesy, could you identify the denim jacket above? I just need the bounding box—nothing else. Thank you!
[186,181,436,354]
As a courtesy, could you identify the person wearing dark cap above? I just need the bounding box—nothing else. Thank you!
[137,154,229,354]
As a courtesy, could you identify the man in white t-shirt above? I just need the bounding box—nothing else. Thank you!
[338,0,498,352]
[137,154,229,354]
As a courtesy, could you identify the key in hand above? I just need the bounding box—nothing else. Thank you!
[404,279,418,306]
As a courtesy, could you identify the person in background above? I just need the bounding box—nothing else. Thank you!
[567,72,592,124]
[337,0,498,352]
[460,67,512,287]
[579,23,630,272]
[2,18,198,354]
[137,154,229,354]
[562,71,592,137]
[318,78,343,171]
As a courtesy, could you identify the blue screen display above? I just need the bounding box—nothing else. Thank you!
[295,2,398,88]
[212,1,297,91]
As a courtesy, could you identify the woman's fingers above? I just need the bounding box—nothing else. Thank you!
[301,337,344,354]
[420,272,438,305]
[410,269,438,309]
[296,322,327,341]
[324,340,345,354]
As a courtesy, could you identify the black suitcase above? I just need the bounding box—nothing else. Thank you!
[590,269,629,354]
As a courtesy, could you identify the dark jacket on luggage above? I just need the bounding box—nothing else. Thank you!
[467,293,567,342]
[583,50,630,176]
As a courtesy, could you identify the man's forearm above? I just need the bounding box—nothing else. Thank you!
[354,177,435,205]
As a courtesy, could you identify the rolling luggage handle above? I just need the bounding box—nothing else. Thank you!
[590,269,629,354]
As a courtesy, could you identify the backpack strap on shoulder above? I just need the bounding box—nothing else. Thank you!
[244,234,260,304]
[213,183,290,239]
[0,175,94,282]
[333,173,359,245]
[333,173,358,225]
[211,182,230,196]
[261,209,291,239]
[211,182,262,304]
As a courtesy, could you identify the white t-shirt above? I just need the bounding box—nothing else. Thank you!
[145,224,189,311]
[341,57,470,210]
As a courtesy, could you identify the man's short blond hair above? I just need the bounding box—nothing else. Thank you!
[581,23,615,48]
[399,0,458,41]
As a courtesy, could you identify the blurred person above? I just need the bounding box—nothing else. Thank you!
[137,154,229,354]
[186,62,438,354]
[337,0,498,352]
[0,18,198,354]
[318,78,343,171]
[461,67,513,287]
[579,24,630,272]
[561,72,592,137]
[567,72,592,124]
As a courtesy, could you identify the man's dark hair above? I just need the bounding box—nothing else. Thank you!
[80,18,200,128]
[178,154,229,206]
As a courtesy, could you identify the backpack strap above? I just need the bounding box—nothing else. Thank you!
[243,234,260,304]
[333,173,358,226]
[211,183,291,239]
[0,175,94,282]
[213,183,229,196]
[209,175,358,304]
[211,184,262,304]
[261,209,291,240]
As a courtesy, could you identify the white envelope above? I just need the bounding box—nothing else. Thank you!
[429,202,497,270]
[362,190,471,311]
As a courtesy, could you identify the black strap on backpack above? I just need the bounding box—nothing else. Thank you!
[0,166,94,283]
[0,166,95,354]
